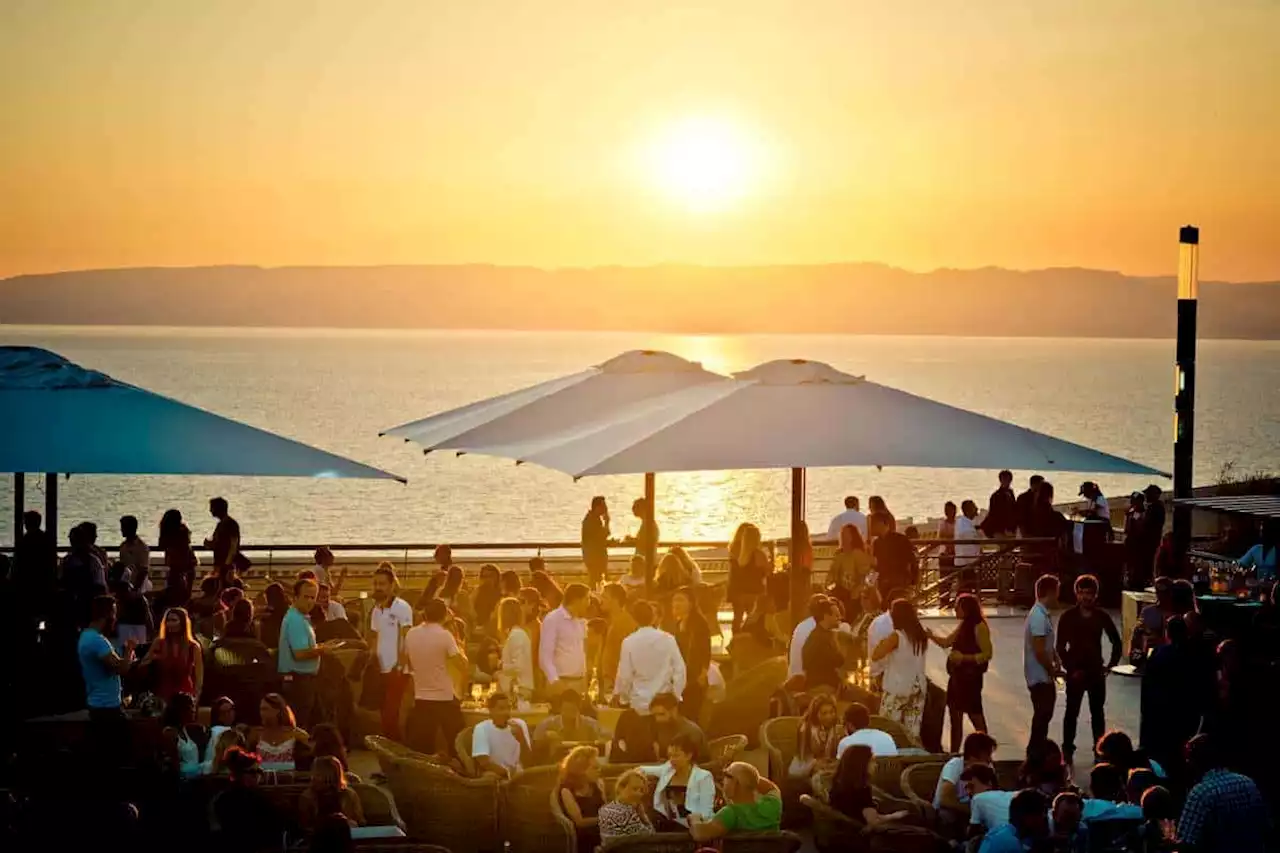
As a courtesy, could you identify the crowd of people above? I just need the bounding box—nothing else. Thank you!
[1,480,1277,852]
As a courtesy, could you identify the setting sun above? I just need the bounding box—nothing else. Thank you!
[647,116,760,212]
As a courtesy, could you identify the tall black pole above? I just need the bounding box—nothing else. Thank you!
[45,473,59,547]
[643,472,657,586]
[12,473,24,546]
[1172,225,1199,570]
[789,467,808,623]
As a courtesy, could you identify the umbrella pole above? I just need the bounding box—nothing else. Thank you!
[45,473,58,544]
[790,467,809,623]
[12,473,23,546]
[644,472,657,587]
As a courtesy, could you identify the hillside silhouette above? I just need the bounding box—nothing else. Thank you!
[2,264,1277,339]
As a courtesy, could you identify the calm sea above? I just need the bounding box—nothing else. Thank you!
[2,326,1278,548]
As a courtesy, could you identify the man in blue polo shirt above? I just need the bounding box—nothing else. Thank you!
[78,595,137,772]
[279,578,334,727]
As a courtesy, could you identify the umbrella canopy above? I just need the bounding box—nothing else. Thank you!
[512,358,1169,479]
[382,349,729,458]
[0,347,405,481]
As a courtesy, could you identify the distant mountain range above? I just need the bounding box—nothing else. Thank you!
[2,264,1278,339]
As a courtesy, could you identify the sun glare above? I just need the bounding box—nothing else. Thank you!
[647,116,759,212]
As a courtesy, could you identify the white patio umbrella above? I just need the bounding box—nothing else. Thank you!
[511,357,1169,608]
[381,350,732,577]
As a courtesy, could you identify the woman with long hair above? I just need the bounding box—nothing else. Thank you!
[789,693,840,786]
[827,524,873,599]
[828,744,910,826]
[299,755,365,830]
[531,570,564,610]
[142,606,204,702]
[598,768,656,840]
[1016,738,1069,797]
[669,546,703,586]
[248,692,310,770]
[727,522,770,632]
[1238,519,1279,582]
[654,552,692,595]
[498,596,534,701]
[557,745,606,853]
[158,509,197,602]
[206,727,245,775]
[259,582,289,649]
[500,569,523,598]
[309,722,351,772]
[870,598,929,736]
[930,592,992,751]
[663,586,712,721]
[159,691,206,779]
[440,564,467,610]
[638,733,716,830]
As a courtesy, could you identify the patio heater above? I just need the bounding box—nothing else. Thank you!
[1172,225,1199,566]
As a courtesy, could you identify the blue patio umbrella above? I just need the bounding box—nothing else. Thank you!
[2,346,404,537]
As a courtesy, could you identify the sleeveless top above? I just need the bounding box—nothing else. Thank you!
[155,639,198,700]
[948,620,989,675]
[881,630,927,696]
[256,735,297,769]
[176,729,203,779]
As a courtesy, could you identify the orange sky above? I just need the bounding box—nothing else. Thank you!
[1,1,1277,281]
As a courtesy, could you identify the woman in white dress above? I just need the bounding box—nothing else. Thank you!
[498,596,534,702]
[870,599,929,737]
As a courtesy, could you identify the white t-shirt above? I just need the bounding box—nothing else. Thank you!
[933,756,968,809]
[954,516,981,567]
[312,564,331,584]
[325,601,348,622]
[788,617,817,678]
[1087,495,1110,520]
[827,509,868,542]
[370,597,414,673]
[836,728,899,758]
[472,718,531,774]
[867,612,894,678]
[969,790,1016,831]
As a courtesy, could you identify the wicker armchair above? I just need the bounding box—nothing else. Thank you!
[801,793,868,853]
[455,723,478,776]
[706,656,788,746]
[759,717,801,784]
[899,762,945,826]
[503,765,574,853]
[870,755,944,798]
[599,832,803,853]
[706,734,748,774]
[353,782,406,830]
[867,716,918,750]
[393,756,502,853]
[365,734,437,778]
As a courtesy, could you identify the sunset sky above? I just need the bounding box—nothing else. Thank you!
[2,1,1277,281]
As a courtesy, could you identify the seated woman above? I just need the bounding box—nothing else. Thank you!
[1094,730,1166,779]
[619,556,649,596]
[206,727,246,775]
[599,768,656,841]
[159,691,206,780]
[1016,738,1070,797]
[788,694,840,790]
[827,744,910,827]
[306,722,356,778]
[655,552,693,595]
[215,747,286,848]
[141,606,204,704]
[639,732,716,831]
[558,745,606,853]
[300,755,365,831]
[248,693,310,771]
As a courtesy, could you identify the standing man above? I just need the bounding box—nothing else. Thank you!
[582,496,611,588]
[369,563,414,740]
[278,577,333,728]
[79,595,136,772]
[1078,482,1110,522]
[117,515,150,586]
[1016,475,1045,537]
[404,598,469,758]
[1024,574,1062,750]
[613,601,686,760]
[1055,574,1122,765]
[540,583,591,698]
[826,496,867,542]
[627,498,659,585]
[954,500,982,596]
[206,497,241,584]
[869,512,917,602]
[980,470,1019,538]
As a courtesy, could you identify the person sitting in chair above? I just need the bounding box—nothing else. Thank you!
[689,761,782,840]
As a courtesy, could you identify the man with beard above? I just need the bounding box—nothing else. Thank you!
[79,595,137,772]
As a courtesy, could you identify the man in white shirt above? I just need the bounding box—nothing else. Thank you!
[1079,482,1109,522]
[836,703,899,758]
[964,764,1016,833]
[787,594,828,679]
[369,563,414,740]
[826,496,867,542]
[471,691,532,779]
[317,583,347,622]
[539,583,591,698]
[404,598,469,758]
[954,500,982,568]
[933,732,998,816]
[614,601,686,714]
